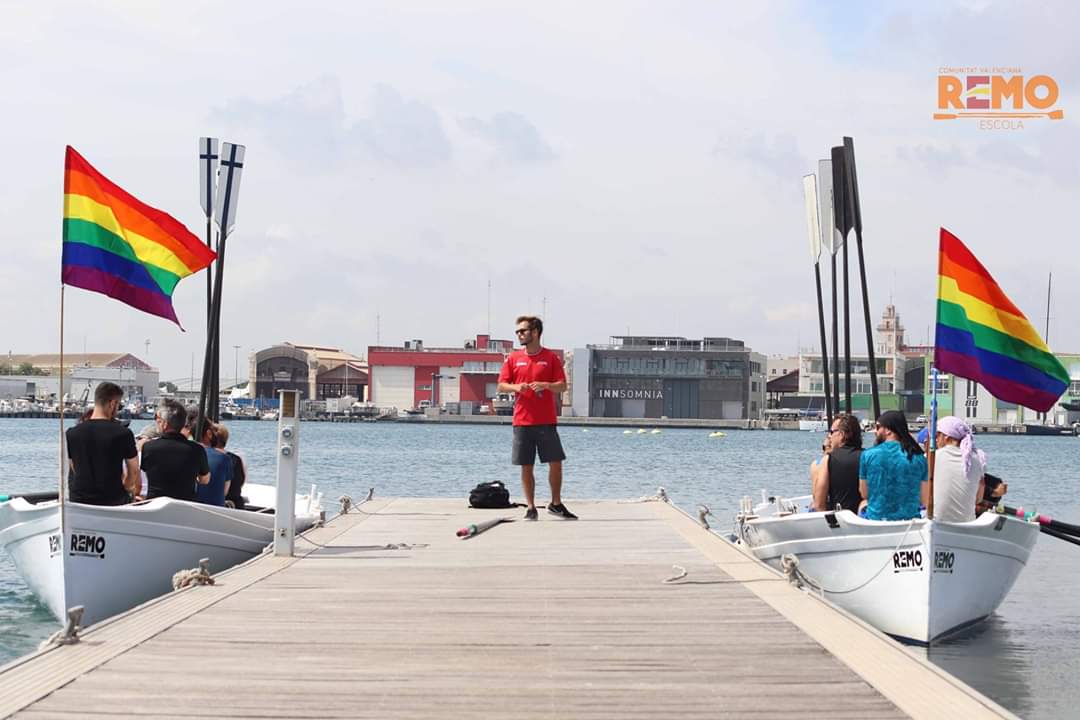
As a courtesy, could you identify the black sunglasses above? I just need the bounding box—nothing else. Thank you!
[515,328,532,335]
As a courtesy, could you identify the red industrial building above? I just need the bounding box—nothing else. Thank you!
[368,334,563,412]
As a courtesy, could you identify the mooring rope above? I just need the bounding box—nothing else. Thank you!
[618,486,670,504]
[339,490,451,517]
[172,558,215,590]
[662,565,688,583]
[39,606,84,650]
[781,519,921,596]
[180,501,292,532]
[293,532,429,551]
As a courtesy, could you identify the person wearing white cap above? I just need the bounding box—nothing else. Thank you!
[933,416,986,522]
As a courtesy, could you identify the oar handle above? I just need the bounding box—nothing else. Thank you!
[0,491,59,503]
[999,503,1080,537]
[1041,525,1080,547]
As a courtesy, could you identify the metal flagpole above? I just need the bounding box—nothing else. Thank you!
[927,231,948,520]
[844,137,880,420]
[803,174,832,426]
[1042,271,1052,424]
[928,366,939,519]
[197,142,245,441]
[58,284,67,538]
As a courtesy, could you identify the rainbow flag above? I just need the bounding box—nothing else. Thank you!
[62,146,216,327]
[935,228,1069,412]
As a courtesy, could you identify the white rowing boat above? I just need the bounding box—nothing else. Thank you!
[732,494,1039,644]
[0,484,323,627]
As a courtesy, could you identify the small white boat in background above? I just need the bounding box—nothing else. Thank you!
[0,483,323,627]
[798,419,828,432]
[732,493,1039,644]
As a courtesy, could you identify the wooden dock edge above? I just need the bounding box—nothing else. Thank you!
[651,501,1018,720]
[0,499,393,719]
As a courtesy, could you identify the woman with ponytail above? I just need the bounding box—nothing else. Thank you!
[858,410,928,520]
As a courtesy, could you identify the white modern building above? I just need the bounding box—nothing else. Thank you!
[2,353,158,403]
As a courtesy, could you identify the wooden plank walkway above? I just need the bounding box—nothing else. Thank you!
[0,499,1015,719]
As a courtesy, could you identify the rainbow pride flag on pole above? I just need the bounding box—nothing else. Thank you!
[62,146,216,327]
[935,228,1069,412]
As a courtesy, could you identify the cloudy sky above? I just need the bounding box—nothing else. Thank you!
[2,1,1077,384]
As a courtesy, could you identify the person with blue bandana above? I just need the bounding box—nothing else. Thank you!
[858,410,928,520]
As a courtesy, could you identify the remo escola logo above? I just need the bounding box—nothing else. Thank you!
[935,67,1063,129]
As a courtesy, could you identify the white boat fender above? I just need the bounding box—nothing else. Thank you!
[172,558,215,590]
[39,606,84,650]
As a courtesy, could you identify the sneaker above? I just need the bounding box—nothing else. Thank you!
[524,507,538,521]
[547,503,578,520]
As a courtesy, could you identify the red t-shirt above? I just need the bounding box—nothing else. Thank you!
[498,347,565,426]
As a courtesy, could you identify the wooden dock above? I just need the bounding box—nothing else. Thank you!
[0,498,1015,719]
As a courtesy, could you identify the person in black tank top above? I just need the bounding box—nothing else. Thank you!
[215,424,246,510]
[813,414,863,513]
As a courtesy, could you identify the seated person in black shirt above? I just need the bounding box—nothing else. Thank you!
[141,399,210,501]
[215,424,247,510]
[812,413,864,513]
[66,382,139,505]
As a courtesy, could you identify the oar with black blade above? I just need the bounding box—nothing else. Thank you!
[994,504,1080,539]
[843,137,880,420]
[1041,525,1080,548]
[196,142,245,439]
[830,146,852,412]
[802,173,833,425]
[198,137,219,330]
[817,159,837,423]
[0,492,60,504]
[457,516,514,539]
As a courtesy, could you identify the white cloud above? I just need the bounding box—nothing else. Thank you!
[460,112,556,166]
[1,0,1078,383]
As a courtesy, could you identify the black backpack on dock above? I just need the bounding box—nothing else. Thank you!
[468,481,513,509]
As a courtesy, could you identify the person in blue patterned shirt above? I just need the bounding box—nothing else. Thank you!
[858,410,928,520]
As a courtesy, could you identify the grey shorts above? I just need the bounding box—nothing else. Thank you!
[512,425,566,466]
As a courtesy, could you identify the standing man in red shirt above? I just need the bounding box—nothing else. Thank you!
[497,315,576,521]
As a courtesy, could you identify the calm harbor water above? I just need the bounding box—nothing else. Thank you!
[1,417,1076,717]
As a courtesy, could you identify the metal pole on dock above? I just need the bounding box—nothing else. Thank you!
[274,389,300,557]
[57,285,67,539]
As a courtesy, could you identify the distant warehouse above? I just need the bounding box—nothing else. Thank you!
[569,336,766,420]
[368,334,566,413]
